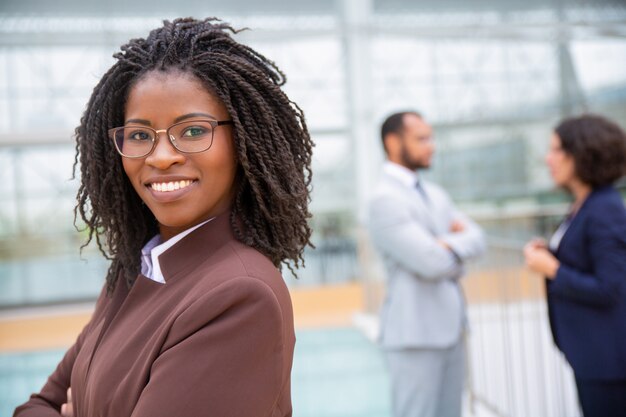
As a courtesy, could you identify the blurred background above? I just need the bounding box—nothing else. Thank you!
[1,0,625,416]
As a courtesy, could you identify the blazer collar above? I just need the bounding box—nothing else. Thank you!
[158,212,236,282]
[571,185,612,217]
[383,161,420,189]
[554,185,613,254]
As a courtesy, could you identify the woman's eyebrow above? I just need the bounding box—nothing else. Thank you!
[124,113,219,126]
[174,112,218,123]
[125,118,152,125]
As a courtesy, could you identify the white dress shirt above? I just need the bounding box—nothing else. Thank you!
[383,161,418,189]
[549,215,573,252]
[383,161,431,203]
[140,219,213,283]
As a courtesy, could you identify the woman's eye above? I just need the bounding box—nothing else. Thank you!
[128,130,152,141]
[182,126,208,138]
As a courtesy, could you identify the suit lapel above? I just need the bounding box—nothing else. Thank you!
[554,189,599,256]
[384,173,438,236]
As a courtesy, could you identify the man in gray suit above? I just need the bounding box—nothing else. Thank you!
[368,111,485,417]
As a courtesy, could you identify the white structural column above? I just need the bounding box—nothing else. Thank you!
[339,0,375,223]
[339,0,384,313]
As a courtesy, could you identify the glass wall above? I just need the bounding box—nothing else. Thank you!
[1,0,625,298]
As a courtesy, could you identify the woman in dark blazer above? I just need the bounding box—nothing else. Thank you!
[524,114,626,417]
[14,18,313,417]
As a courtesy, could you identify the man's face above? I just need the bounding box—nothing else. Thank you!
[396,114,435,171]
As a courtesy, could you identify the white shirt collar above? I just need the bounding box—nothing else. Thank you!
[140,218,213,284]
[383,161,420,189]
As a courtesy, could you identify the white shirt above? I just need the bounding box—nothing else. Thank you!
[549,215,573,252]
[383,161,419,189]
[383,161,431,203]
[140,219,213,284]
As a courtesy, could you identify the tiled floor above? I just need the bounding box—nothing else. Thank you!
[1,327,392,417]
[293,327,391,417]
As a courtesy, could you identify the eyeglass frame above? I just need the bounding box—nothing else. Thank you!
[108,119,234,158]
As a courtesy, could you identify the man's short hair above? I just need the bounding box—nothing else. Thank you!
[380,111,422,153]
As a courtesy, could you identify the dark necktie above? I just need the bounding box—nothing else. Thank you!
[415,180,430,205]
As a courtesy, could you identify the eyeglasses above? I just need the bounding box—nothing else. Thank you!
[108,119,234,158]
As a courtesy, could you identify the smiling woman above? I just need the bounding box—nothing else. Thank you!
[120,71,239,241]
[13,17,313,417]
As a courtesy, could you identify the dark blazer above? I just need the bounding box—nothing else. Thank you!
[14,213,295,417]
[547,185,626,380]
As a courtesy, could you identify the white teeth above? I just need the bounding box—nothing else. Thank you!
[150,180,193,192]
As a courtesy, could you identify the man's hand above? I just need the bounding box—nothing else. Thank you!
[61,388,73,417]
[437,239,451,251]
[437,220,467,251]
[449,220,466,233]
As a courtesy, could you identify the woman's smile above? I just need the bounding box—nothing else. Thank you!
[149,179,194,193]
[145,178,199,203]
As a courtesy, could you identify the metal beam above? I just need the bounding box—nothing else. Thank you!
[0,15,339,47]
[1,14,625,47]
[371,20,626,41]
[0,0,338,16]
[0,27,341,48]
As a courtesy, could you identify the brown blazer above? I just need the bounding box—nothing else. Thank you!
[14,213,295,417]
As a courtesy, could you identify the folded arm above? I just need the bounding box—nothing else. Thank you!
[439,208,486,261]
[369,195,463,281]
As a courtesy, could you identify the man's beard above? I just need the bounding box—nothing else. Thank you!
[400,143,430,171]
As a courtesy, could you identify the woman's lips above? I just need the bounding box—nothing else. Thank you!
[145,179,198,202]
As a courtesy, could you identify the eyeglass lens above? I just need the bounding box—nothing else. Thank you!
[113,120,215,157]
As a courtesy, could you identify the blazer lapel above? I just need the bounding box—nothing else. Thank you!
[554,189,599,256]
[384,173,438,236]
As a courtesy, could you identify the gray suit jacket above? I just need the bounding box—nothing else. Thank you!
[368,167,485,349]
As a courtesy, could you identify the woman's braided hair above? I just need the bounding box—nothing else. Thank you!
[74,17,313,292]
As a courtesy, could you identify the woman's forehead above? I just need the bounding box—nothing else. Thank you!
[125,70,228,120]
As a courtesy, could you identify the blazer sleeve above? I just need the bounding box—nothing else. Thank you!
[439,207,486,261]
[13,333,84,417]
[129,276,290,417]
[369,194,463,281]
[549,208,626,308]
[13,286,109,417]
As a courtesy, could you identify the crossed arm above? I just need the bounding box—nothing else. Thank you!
[369,195,485,281]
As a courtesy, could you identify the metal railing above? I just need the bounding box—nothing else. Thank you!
[358,228,585,417]
[465,238,581,417]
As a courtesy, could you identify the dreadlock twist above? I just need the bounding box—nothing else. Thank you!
[74,17,314,292]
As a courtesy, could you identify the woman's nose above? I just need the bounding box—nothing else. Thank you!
[145,131,185,169]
